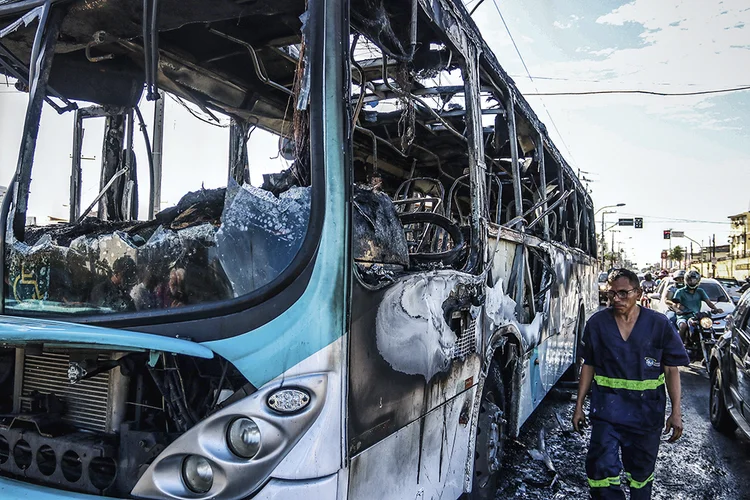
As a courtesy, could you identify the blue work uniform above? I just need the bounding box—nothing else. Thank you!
[582,307,689,499]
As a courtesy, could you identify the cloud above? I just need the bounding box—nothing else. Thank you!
[553,14,582,30]
[528,0,750,128]
[470,0,748,263]
[589,48,617,57]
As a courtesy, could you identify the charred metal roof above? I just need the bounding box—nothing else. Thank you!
[0,0,590,201]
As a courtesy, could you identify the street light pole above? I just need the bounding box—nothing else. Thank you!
[595,203,625,269]
[610,229,621,269]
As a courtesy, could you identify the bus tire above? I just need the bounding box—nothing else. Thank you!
[470,364,506,500]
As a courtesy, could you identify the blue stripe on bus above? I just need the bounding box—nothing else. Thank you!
[0,475,114,499]
[0,315,214,359]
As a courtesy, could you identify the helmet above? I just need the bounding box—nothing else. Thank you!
[659,270,669,278]
[644,273,652,281]
[685,270,701,290]
[673,270,686,281]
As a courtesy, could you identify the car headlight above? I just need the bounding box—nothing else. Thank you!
[227,418,261,459]
[182,455,214,493]
[700,317,713,329]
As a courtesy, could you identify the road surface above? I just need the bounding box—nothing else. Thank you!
[495,364,750,499]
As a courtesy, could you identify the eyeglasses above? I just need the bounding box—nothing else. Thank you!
[606,288,637,300]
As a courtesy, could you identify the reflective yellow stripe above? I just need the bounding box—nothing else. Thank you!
[588,476,621,488]
[594,373,665,391]
[626,472,654,489]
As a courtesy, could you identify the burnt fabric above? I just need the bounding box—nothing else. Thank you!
[582,307,689,432]
[586,420,661,499]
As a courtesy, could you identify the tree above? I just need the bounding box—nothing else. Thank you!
[669,246,684,268]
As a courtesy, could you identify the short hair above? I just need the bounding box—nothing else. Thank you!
[607,268,640,289]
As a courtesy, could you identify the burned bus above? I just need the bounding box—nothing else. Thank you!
[0,0,597,498]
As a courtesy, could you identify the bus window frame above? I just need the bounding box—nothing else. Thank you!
[0,1,330,340]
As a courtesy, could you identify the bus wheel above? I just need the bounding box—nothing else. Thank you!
[471,364,506,500]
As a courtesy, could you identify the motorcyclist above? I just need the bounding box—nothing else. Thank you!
[664,270,686,326]
[640,273,656,307]
[672,270,723,342]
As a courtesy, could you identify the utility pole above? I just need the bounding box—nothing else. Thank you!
[712,234,717,278]
[668,228,672,269]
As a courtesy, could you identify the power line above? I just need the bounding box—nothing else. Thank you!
[468,0,485,16]
[489,0,578,167]
[525,85,750,97]
[491,1,533,87]
[507,74,745,87]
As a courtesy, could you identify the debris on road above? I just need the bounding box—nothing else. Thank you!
[495,369,750,500]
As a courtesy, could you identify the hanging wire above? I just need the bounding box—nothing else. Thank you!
[166,93,229,128]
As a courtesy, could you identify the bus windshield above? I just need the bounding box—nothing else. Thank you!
[1,1,315,317]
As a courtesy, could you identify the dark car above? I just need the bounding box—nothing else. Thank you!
[709,290,750,437]
[716,277,743,304]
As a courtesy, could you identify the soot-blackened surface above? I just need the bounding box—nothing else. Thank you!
[495,366,750,499]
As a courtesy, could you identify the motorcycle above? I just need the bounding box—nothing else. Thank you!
[684,311,717,367]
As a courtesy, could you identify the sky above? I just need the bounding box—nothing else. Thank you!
[0,88,288,222]
[469,0,750,267]
[1,0,749,269]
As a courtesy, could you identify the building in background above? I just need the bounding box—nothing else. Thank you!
[687,211,750,280]
[730,212,750,259]
[726,211,750,280]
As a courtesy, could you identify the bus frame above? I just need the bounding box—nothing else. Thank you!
[0,0,597,498]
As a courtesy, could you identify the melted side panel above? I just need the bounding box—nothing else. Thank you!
[348,271,482,455]
[486,231,597,434]
[348,386,476,500]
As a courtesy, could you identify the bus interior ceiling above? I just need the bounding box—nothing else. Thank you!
[349,0,596,265]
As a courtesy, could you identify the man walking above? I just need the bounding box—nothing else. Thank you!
[572,268,689,499]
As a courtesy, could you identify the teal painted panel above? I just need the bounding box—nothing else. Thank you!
[0,315,214,358]
[0,476,113,499]
[204,1,349,387]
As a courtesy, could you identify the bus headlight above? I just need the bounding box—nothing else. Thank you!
[227,418,261,459]
[131,373,327,499]
[700,317,713,329]
[182,455,214,493]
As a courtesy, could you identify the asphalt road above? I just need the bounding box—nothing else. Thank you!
[494,364,750,499]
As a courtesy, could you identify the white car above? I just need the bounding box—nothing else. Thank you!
[649,277,735,333]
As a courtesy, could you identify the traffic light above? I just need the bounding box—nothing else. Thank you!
[663,229,671,239]
[634,217,643,229]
